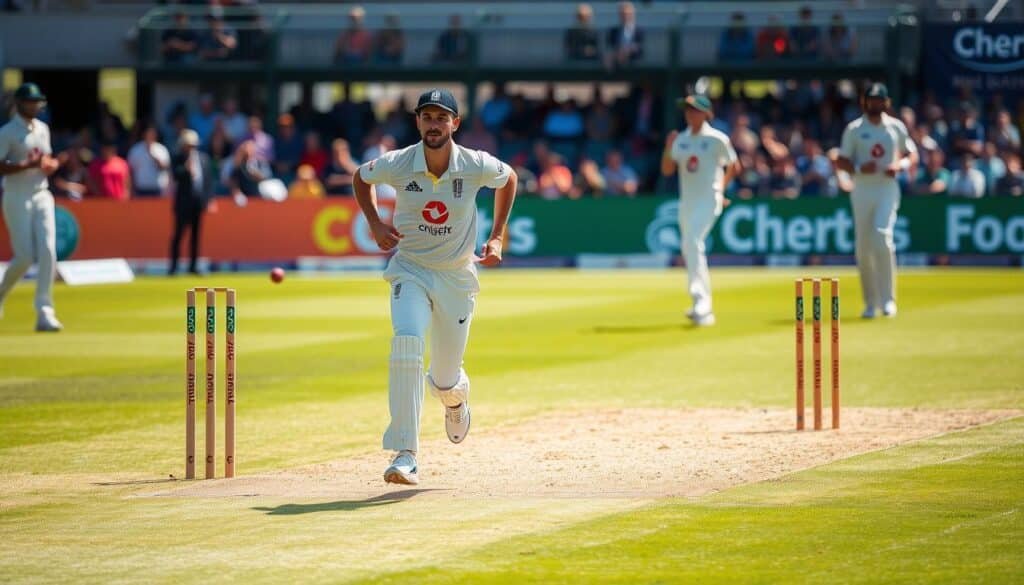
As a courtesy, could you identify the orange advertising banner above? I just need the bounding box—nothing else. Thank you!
[0,198,394,261]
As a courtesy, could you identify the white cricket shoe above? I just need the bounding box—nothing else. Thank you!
[861,306,877,319]
[882,302,898,317]
[384,450,418,485]
[688,311,716,327]
[35,309,63,332]
[445,402,471,444]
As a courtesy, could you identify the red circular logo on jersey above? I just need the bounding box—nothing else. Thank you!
[686,155,700,173]
[871,143,886,158]
[422,201,449,224]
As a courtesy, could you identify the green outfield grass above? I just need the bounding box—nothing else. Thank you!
[0,268,1021,584]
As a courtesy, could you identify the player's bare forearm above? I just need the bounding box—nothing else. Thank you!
[352,169,383,226]
[0,160,33,175]
[834,156,855,174]
[488,169,517,240]
[722,161,740,189]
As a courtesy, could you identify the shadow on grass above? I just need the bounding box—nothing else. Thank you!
[94,477,180,486]
[252,488,445,515]
[590,323,689,335]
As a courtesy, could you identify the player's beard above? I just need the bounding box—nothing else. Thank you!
[865,105,884,116]
[422,130,450,150]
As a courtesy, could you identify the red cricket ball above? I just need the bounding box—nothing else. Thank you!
[270,267,285,284]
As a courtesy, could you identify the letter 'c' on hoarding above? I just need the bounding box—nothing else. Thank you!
[312,206,354,254]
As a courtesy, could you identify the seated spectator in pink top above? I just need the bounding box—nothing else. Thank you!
[334,6,372,65]
[537,152,575,200]
[299,132,329,176]
[88,142,131,200]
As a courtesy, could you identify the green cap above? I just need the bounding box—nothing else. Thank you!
[14,82,47,102]
[865,82,889,99]
[678,94,712,114]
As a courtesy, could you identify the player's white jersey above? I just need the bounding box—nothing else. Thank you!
[669,123,737,198]
[360,141,511,271]
[0,115,52,196]
[839,113,916,187]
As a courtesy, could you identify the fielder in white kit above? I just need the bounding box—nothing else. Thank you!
[661,94,739,326]
[353,88,517,485]
[836,83,917,318]
[0,83,63,331]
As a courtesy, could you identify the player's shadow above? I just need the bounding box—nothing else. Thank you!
[590,323,689,334]
[251,488,443,515]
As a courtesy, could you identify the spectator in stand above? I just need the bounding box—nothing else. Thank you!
[362,132,396,163]
[730,113,759,155]
[162,11,198,64]
[733,152,766,199]
[218,98,248,143]
[995,153,1024,196]
[911,149,950,196]
[824,13,856,61]
[756,15,790,60]
[574,157,606,197]
[949,102,985,163]
[334,6,372,65]
[601,150,638,197]
[543,99,585,141]
[606,1,644,68]
[323,138,359,196]
[169,129,213,276]
[718,12,755,62]
[767,157,800,198]
[189,95,218,146]
[287,164,326,199]
[977,142,1006,194]
[537,152,575,199]
[910,123,941,154]
[299,132,329,177]
[795,139,833,196]
[501,95,534,142]
[229,140,272,204]
[790,6,820,59]
[565,3,601,62]
[948,152,986,198]
[992,110,1021,153]
[434,14,472,64]
[760,126,790,162]
[586,96,615,142]
[199,16,238,61]
[51,148,91,201]
[273,113,302,180]
[127,125,171,197]
[244,115,275,162]
[205,121,234,190]
[375,13,406,64]
[87,142,131,200]
[480,84,512,134]
[458,116,497,153]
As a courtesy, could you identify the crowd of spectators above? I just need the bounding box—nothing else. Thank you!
[3,78,1021,204]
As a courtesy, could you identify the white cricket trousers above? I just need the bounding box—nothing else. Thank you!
[678,194,723,316]
[382,254,478,452]
[0,189,57,314]
[850,182,900,310]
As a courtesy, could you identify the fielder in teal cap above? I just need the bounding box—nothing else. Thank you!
[661,92,739,327]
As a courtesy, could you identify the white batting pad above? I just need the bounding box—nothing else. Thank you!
[383,336,424,453]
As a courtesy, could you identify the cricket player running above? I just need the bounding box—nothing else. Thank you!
[0,83,63,331]
[836,83,917,318]
[661,94,739,326]
[353,88,517,485]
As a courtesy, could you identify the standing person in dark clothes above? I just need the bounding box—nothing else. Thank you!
[169,130,213,275]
